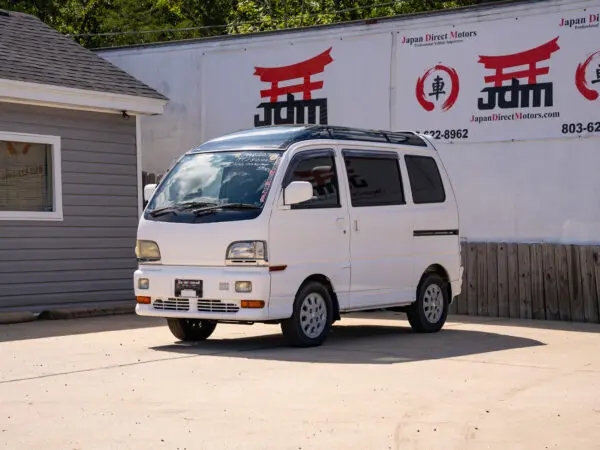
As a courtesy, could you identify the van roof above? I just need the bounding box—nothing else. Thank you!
[190,125,429,153]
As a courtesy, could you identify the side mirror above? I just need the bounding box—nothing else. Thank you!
[143,184,157,202]
[284,181,314,206]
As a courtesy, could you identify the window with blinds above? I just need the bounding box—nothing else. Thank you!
[0,140,54,212]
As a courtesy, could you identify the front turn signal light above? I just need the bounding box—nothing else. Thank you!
[136,296,151,304]
[240,300,265,309]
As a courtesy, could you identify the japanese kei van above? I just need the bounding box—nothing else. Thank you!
[135,125,463,347]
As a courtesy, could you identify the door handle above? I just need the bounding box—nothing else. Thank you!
[336,217,347,234]
[354,219,359,232]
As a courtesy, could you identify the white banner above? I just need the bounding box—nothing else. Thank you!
[201,33,392,142]
[394,7,600,143]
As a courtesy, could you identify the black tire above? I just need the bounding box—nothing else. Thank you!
[167,318,217,341]
[281,281,333,347]
[407,273,449,333]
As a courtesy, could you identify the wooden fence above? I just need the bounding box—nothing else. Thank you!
[450,242,600,324]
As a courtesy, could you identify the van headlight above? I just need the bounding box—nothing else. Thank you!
[226,241,267,265]
[136,240,161,264]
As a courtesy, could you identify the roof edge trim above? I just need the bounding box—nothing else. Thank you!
[0,78,168,115]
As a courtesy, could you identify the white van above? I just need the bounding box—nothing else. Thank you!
[134,125,463,347]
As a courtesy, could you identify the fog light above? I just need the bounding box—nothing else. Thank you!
[136,296,151,304]
[235,281,252,293]
[138,278,150,290]
[241,300,264,309]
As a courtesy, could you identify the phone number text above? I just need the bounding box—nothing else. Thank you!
[561,122,600,134]
[416,129,470,139]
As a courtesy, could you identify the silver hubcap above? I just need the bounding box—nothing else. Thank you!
[300,292,327,339]
[423,284,444,323]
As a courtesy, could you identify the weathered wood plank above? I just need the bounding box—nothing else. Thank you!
[467,243,478,316]
[0,248,134,262]
[0,237,135,251]
[0,226,136,239]
[543,244,559,321]
[487,243,499,317]
[530,244,545,320]
[0,290,134,311]
[0,269,134,285]
[477,243,488,316]
[457,242,469,315]
[497,243,509,318]
[581,246,599,323]
[555,245,572,321]
[0,258,136,274]
[0,279,133,298]
[507,243,520,318]
[569,245,585,322]
[518,244,532,319]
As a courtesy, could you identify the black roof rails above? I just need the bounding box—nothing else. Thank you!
[192,125,429,152]
[323,126,428,147]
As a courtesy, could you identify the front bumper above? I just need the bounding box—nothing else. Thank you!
[134,265,279,321]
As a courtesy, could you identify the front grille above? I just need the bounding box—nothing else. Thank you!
[197,299,239,313]
[153,298,190,311]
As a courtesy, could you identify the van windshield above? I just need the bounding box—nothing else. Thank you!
[145,150,282,223]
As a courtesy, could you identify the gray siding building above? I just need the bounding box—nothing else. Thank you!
[0,11,168,313]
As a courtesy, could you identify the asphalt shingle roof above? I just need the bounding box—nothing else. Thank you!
[0,10,167,101]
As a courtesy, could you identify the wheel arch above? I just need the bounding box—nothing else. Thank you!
[298,274,341,322]
[417,263,452,302]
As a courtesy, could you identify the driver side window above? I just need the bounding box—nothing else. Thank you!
[287,151,340,209]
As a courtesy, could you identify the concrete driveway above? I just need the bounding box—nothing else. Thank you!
[1,312,599,450]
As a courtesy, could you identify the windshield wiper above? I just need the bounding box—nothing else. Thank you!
[192,203,261,215]
[219,203,261,209]
[147,201,218,217]
[179,201,218,210]
[147,205,180,217]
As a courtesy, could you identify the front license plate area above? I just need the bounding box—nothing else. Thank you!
[175,279,203,298]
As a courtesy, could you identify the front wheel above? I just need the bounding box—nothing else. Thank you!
[281,282,333,347]
[407,274,449,333]
[167,318,217,341]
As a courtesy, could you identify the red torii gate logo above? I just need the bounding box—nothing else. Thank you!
[253,48,334,127]
[477,37,560,110]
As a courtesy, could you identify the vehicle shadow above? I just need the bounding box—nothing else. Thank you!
[350,311,600,334]
[450,315,600,333]
[0,314,164,343]
[150,324,545,365]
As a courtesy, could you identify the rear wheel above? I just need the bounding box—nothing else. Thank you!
[281,281,333,347]
[167,318,217,341]
[407,273,448,333]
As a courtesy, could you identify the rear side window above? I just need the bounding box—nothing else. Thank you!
[404,155,446,204]
[343,151,405,207]
[286,152,340,209]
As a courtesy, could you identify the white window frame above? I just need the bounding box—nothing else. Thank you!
[0,131,63,221]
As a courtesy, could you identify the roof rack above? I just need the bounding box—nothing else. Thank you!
[317,125,428,147]
[192,124,430,153]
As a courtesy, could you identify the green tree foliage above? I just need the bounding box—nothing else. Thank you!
[228,0,475,33]
[0,0,497,48]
